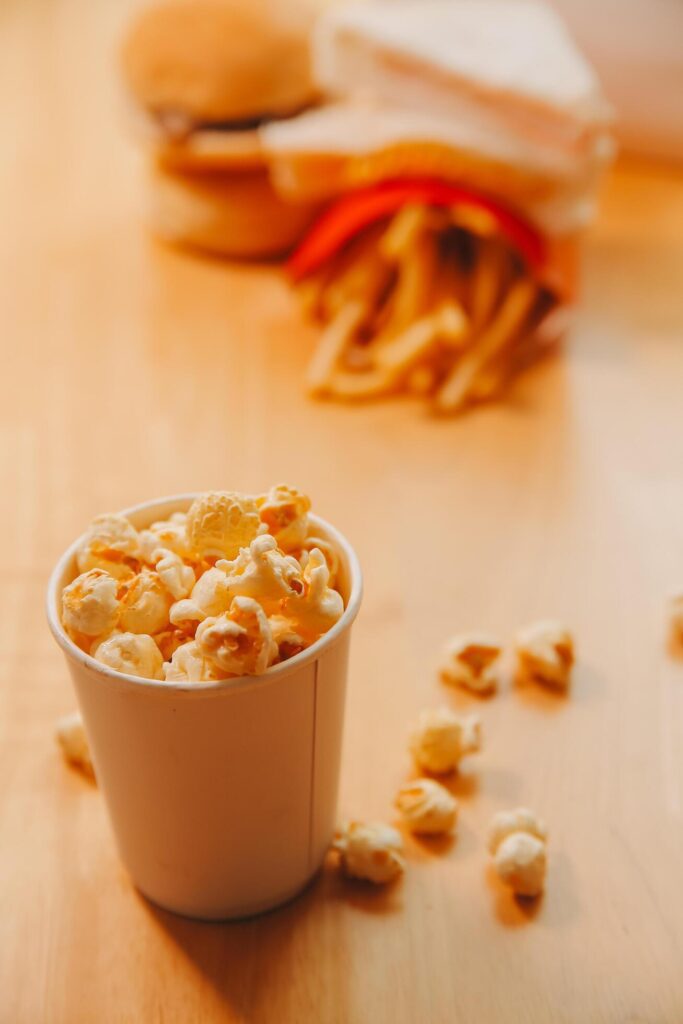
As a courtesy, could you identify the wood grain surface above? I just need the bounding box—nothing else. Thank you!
[2,0,683,1021]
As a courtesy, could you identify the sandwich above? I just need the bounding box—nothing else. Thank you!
[120,0,321,258]
[263,0,614,412]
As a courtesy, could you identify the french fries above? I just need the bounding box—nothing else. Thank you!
[297,203,560,414]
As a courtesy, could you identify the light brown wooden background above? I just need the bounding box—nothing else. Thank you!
[2,0,683,1021]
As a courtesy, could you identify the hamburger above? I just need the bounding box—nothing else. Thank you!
[120,0,321,258]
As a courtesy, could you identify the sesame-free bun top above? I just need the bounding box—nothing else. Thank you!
[121,0,318,124]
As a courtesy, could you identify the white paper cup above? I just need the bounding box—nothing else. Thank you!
[47,494,362,920]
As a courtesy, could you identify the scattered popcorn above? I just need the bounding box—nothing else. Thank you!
[487,807,547,854]
[515,621,574,690]
[75,513,140,579]
[440,633,502,694]
[488,808,548,897]
[334,822,405,884]
[668,589,683,642]
[186,491,263,560]
[195,597,278,676]
[94,632,164,680]
[282,547,344,642]
[118,568,171,635]
[395,778,458,835]
[62,569,119,640]
[55,710,94,779]
[257,484,311,551]
[217,534,303,612]
[153,548,196,600]
[61,487,343,682]
[410,707,482,774]
[138,512,192,562]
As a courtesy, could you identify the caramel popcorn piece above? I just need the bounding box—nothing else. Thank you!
[138,512,192,562]
[164,640,219,682]
[190,565,233,617]
[55,710,94,779]
[488,808,548,897]
[410,707,482,774]
[257,484,311,552]
[269,614,307,661]
[186,491,263,560]
[282,547,344,643]
[62,569,120,640]
[118,568,171,635]
[298,535,340,588]
[169,598,206,632]
[395,778,458,835]
[515,620,574,690]
[440,633,502,694]
[152,548,196,600]
[76,513,141,580]
[217,534,303,612]
[93,632,164,680]
[334,821,405,884]
[195,596,278,676]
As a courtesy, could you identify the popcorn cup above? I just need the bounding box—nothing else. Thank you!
[46,494,362,920]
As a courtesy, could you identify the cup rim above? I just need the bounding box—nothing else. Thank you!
[46,493,363,695]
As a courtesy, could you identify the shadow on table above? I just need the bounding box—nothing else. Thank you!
[140,858,399,1019]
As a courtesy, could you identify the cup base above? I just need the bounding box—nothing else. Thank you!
[134,868,322,922]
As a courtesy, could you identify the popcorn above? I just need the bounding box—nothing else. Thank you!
[487,807,547,854]
[217,535,303,612]
[76,513,140,580]
[169,598,206,631]
[282,547,344,642]
[139,512,192,562]
[515,620,574,690]
[62,569,119,639]
[118,569,171,635]
[410,707,482,774]
[186,491,263,559]
[440,633,502,694]
[61,488,345,683]
[334,822,405,884]
[191,566,233,616]
[257,484,311,552]
[164,640,218,682]
[299,535,340,588]
[153,548,196,600]
[55,710,94,779]
[488,808,548,897]
[269,614,306,661]
[154,628,188,662]
[94,632,164,680]
[195,597,278,676]
[395,778,458,835]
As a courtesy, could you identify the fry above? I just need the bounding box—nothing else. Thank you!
[470,238,506,332]
[307,299,366,396]
[434,278,537,413]
[326,367,395,400]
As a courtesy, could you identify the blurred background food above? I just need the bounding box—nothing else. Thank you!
[116,0,682,414]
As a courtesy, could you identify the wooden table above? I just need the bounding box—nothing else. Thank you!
[2,1,683,1020]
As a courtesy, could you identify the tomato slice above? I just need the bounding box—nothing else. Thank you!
[287,178,546,281]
